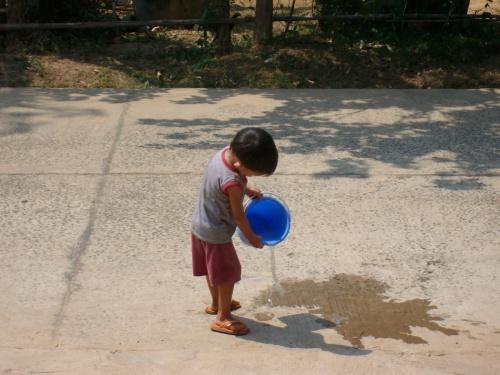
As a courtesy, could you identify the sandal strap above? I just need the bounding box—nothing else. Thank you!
[223,320,247,329]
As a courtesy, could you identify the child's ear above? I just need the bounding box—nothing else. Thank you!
[233,161,241,169]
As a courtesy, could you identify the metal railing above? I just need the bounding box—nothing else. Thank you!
[0,13,498,31]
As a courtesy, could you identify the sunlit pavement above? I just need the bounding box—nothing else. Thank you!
[1,88,499,374]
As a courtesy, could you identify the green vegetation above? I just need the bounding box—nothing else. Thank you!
[0,17,498,88]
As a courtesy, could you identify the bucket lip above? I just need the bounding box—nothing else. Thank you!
[244,192,289,211]
[242,192,291,246]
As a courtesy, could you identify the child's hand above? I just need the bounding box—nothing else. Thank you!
[248,233,264,249]
[246,187,262,199]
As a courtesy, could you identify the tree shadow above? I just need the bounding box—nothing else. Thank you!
[1,87,498,190]
[136,89,500,189]
[433,177,486,190]
[313,158,370,178]
[0,88,161,137]
[0,52,30,87]
[234,313,371,356]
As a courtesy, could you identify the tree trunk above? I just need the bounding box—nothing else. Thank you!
[7,0,29,23]
[453,0,470,15]
[206,0,231,54]
[254,0,272,44]
[0,0,6,23]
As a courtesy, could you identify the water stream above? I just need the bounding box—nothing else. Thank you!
[267,246,285,306]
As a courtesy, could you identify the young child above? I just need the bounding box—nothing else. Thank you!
[191,127,278,336]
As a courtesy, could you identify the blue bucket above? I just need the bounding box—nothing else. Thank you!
[237,193,291,246]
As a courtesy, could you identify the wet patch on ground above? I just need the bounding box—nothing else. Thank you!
[254,312,275,321]
[254,274,459,348]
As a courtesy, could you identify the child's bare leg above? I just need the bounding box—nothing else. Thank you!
[216,281,234,321]
[211,281,249,334]
[206,276,218,308]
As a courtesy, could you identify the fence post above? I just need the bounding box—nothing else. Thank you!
[254,0,272,44]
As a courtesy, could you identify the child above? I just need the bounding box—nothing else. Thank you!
[191,127,278,335]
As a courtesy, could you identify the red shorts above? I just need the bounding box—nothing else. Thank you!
[191,234,241,286]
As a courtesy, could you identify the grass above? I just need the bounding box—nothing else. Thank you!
[0,20,499,88]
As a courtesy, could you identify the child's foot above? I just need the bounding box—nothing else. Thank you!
[210,319,250,336]
[205,299,241,315]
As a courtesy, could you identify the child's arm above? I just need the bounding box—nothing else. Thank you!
[246,185,262,199]
[227,186,263,249]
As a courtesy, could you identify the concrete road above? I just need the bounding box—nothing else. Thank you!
[1,88,499,374]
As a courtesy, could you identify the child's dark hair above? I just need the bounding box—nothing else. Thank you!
[230,128,278,175]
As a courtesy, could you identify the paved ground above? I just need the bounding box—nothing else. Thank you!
[1,88,499,374]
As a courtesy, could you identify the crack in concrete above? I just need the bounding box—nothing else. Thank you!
[50,102,130,344]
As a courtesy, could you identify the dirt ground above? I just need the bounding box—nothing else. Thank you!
[469,0,500,13]
[0,1,498,88]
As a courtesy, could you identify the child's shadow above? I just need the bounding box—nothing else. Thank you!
[235,313,371,356]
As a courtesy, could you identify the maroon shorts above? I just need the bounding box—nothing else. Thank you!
[191,234,241,286]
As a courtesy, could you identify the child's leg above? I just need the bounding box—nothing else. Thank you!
[216,281,234,321]
[206,276,218,308]
[211,281,249,335]
[205,276,241,314]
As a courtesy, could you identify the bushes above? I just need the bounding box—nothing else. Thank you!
[315,0,362,34]
[315,0,363,17]
[37,0,104,22]
[316,0,473,35]
[316,0,471,18]
[9,0,112,23]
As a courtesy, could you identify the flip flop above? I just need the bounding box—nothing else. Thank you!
[210,319,250,336]
[205,300,242,315]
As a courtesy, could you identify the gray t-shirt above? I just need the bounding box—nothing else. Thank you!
[191,147,247,244]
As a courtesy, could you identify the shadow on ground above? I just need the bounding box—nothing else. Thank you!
[234,313,371,356]
[1,88,498,190]
[0,88,159,137]
[136,89,500,189]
